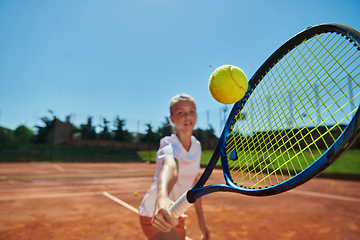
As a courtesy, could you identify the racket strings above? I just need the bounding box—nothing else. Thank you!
[226,51,356,184]
[228,47,323,174]
[231,116,339,187]
[249,33,358,186]
[225,31,360,189]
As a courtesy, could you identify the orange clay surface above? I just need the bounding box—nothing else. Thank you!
[0,162,360,240]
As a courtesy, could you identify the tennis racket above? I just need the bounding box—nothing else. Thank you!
[170,23,360,218]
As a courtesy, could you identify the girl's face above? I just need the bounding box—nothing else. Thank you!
[170,100,197,134]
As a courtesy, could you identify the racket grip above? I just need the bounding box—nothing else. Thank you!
[170,190,193,218]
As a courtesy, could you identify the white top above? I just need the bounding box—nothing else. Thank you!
[139,134,201,217]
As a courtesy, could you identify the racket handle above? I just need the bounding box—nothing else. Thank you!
[170,190,193,218]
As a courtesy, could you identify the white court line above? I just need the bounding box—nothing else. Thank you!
[102,191,194,240]
[0,189,148,201]
[53,164,66,172]
[1,186,360,203]
[0,184,134,193]
[103,191,139,214]
[0,172,154,180]
[1,185,359,203]
[290,189,360,202]
[0,191,102,200]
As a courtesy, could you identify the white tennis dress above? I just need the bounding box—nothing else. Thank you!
[139,134,201,217]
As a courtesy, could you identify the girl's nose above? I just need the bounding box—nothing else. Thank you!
[184,112,191,118]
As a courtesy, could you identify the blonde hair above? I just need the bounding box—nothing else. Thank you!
[169,94,196,114]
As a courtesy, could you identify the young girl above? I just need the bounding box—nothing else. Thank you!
[139,94,210,240]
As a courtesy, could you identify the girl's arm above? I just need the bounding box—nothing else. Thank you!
[193,178,211,240]
[151,157,179,232]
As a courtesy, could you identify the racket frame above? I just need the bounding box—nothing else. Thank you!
[171,23,360,217]
[188,23,360,200]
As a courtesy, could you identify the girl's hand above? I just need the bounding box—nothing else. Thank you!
[200,222,210,240]
[151,196,178,232]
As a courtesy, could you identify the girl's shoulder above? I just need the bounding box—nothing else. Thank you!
[159,134,178,147]
[191,135,201,147]
[159,134,201,151]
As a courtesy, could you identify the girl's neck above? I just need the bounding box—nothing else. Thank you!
[176,132,192,151]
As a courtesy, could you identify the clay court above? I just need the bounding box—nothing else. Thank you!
[0,162,360,240]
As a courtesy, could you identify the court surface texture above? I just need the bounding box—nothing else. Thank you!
[1,162,359,240]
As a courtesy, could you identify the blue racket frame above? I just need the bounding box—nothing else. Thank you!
[185,23,360,203]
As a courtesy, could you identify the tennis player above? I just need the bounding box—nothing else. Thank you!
[139,94,210,240]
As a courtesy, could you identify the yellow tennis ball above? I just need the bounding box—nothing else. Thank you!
[134,191,138,196]
[209,65,248,104]
[8,180,13,185]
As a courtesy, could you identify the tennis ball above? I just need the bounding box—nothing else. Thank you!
[209,65,248,104]
[8,180,13,185]
[134,191,138,196]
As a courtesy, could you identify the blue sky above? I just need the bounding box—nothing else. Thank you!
[1,0,359,136]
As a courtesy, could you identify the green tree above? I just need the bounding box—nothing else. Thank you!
[35,116,56,143]
[157,117,173,139]
[80,117,96,140]
[140,123,159,143]
[114,116,126,141]
[0,126,13,144]
[193,125,218,143]
[208,124,218,139]
[114,116,134,142]
[124,130,135,142]
[99,118,111,140]
[13,125,34,144]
